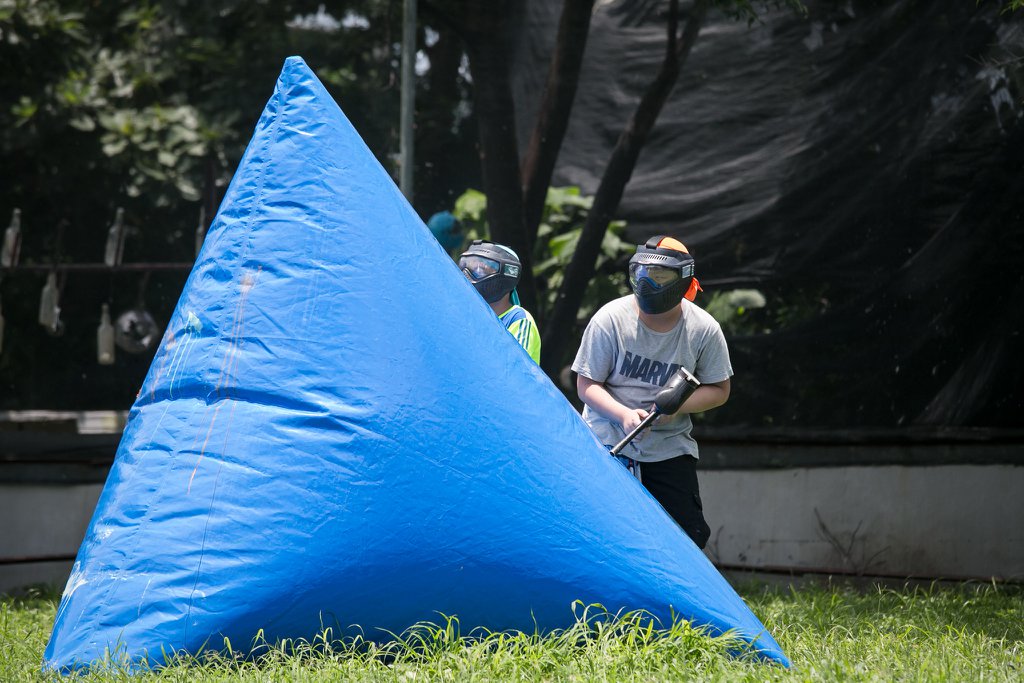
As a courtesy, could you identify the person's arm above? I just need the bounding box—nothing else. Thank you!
[577,374,649,433]
[659,314,734,423]
[680,377,730,412]
[653,377,730,426]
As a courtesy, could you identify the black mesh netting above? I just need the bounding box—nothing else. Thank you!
[511,0,1024,432]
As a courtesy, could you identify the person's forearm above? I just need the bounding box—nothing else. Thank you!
[681,383,729,412]
[670,380,730,417]
[578,378,631,423]
[654,382,729,427]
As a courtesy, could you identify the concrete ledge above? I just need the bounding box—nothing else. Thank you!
[698,438,1024,469]
[700,464,1024,581]
[0,484,103,595]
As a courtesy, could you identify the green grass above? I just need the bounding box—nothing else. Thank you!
[2,581,1021,681]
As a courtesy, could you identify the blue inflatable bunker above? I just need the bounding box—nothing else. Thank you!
[43,57,789,670]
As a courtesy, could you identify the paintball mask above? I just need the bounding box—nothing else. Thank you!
[459,240,522,304]
[628,236,701,314]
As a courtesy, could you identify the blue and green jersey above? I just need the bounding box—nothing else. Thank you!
[499,305,541,364]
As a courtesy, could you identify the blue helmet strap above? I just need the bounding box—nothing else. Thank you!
[510,288,520,306]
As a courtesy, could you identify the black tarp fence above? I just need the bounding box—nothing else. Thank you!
[511,0,1024,434]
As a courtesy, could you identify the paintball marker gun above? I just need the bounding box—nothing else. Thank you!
[609,366,701,456]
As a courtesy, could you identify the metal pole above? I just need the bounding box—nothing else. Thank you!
[400,0,417,202]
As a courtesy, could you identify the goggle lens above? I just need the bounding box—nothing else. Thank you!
[459,255,500,281]
[630,264,682,289]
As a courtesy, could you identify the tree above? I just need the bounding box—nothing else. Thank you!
[424,1,539,311]
[428,0,803,377]
[539,0,710,376]
[0,0,471,409]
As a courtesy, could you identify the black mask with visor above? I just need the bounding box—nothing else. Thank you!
[458,240,522,304]
[628,236,699,314]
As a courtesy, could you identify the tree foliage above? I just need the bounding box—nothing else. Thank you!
[2,1,417,260]
[0,0,477,408]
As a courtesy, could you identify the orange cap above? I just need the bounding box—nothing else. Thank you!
[656,237,690,254]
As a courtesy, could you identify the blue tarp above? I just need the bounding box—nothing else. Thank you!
[43,57,788,671]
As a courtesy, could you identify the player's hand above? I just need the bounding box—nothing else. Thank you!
[620,408,649,433]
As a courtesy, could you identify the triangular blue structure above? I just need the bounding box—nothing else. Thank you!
[43,57,788,670]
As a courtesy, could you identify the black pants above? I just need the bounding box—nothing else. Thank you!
[638,455,711,549]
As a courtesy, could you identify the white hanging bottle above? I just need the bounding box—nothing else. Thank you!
[39,272,59,330]
[104,207,126,267]
[1,208,21,268]
[97,302,115,365]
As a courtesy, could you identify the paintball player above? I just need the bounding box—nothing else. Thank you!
[459,240,541,364]
[571,236,732,549]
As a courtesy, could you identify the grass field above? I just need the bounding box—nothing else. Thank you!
[2,580,1021,681]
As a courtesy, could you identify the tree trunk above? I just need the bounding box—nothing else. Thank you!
[540,0,709,376]
[520,0,596,251]
[462,2,538,313]
[417,17,468,213]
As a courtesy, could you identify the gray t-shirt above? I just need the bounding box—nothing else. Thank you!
[571,295,733,462]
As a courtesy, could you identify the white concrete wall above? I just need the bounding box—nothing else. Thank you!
[700,465,1024,580]
[0,484,103,594]
[3,465,1022,594]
